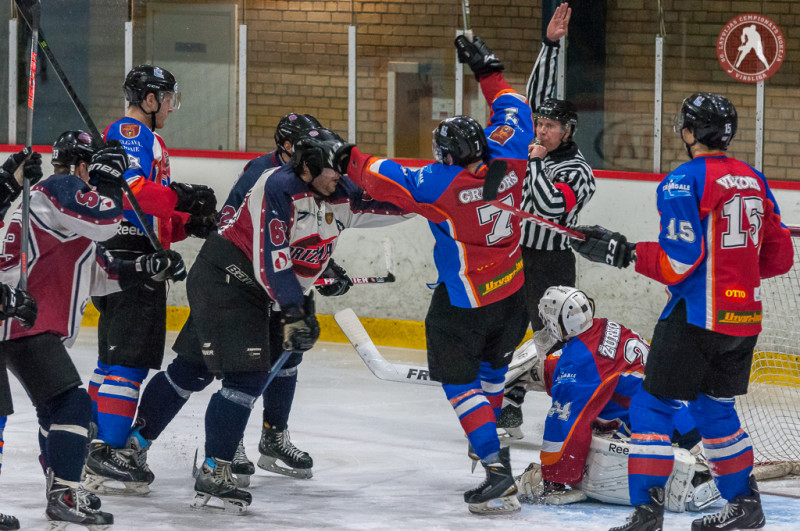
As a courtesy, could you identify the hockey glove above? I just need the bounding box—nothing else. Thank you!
[184,213,217,239]
[0,284,37,328]
[315,259,353,297]
[572,225,636,269]
[135,250,187,282]
[171,182,217,216]
[282,306,321,353]
[89,140,129,206]
[332,143,355,175]
[454,35,504,79]
[0,148,42,212]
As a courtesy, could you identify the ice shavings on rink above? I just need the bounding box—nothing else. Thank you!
[1,331,798,530]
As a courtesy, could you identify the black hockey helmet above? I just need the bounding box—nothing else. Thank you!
[535,98,578,139]
[123,65,180,105]
[675,92,737,151]
[432,115,488,166]
[291,127,346,178]
[275,113,323,153]
[52,130,96,167]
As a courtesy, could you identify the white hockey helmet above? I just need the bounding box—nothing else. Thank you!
[538,286,595,342]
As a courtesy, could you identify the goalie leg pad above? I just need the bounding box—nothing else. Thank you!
[664,448,694,513]
[578,433,633,506]
[518,463,587,505]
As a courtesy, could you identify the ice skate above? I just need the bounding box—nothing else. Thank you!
[257,424,313,479]
[191,456,252,514]
[231,439,254,488]
[45,469,114,530]
[82,441,153,496]
[0,513,19,531]
[464,447,521,515]
[609,486,664,531]
[496,404,524,440]
[691,475,765,530]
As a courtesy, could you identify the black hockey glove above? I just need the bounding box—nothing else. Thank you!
[282,306,321,353]
[135,250,187,282]
[0,283,37,328]
[89,140,129,206]
[315,258,353,297]
[0,148,42,212]
[454,35,504,80]
[333,143,355,175]
[572,225,636,269]
[171,182,217,216]
[184,213,217,239]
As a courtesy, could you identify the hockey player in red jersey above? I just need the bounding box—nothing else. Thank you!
[86,64,217,496]
[0,132,185,529]
[340,36,533,514]
[572,94,793,531]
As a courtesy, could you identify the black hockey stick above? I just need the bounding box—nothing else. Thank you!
[334,308,438,386]
[14,1,165,253]
[16,0,40,291]
[313,238,396,286]
[481,159,586,241]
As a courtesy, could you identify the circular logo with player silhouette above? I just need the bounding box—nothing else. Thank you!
[717,14,784,83]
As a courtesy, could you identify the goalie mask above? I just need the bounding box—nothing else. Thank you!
[538,286,595,342]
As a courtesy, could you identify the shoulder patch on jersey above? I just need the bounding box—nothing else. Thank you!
[488,125,515,146]
[661,175,692,199]
[120,123,141,138]
[271,248,292,272]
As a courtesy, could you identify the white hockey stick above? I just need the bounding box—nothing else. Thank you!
[314,238,396,286]
[334,308,438,386]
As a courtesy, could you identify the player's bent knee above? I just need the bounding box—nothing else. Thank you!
[39,387,92,432]
[165,355,214,396]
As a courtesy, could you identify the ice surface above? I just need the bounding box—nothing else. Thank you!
[2,331,798,530]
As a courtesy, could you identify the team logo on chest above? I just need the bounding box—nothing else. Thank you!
[120,123,140,138]
[290,234,336,277]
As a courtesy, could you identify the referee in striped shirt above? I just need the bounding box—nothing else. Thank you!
[498,3,597,434]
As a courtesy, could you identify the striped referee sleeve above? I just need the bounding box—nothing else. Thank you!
[526,40,561,111]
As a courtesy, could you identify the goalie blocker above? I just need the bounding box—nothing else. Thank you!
[518,432,721,513]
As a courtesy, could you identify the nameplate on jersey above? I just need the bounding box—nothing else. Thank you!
[716,174,761,191]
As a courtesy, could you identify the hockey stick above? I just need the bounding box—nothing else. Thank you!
[264,350,292,391]
[461,0,473,41]
[14,1,165,253]
[334,308,438,386]
[313,238,396,286]
[16,0,39,291]
[481,159,586,241]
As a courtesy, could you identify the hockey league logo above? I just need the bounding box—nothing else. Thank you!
[120,123,140,138]
[717,14,784,83]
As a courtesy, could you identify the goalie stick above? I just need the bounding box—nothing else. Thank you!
[314,238,396,286]
[17,0,39,291]
[14,0,165,253]
[334,308,437,386]
[482,159,586,241]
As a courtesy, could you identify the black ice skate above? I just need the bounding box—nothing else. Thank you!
[463,447,520,515]
[609,486,665,531]
[496,404,524,440]
[45,469,114,531]
[0,513,19,531]
[691,475,765,530]
[231,438,255,488]
[257,424,313,479]
[83,441,154,496]
[191,456,252,514]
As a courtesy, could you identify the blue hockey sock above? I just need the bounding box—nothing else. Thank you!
[205,390,255,461]
[478,362,506,420]
[262,366,298,430]
[689,394,753,501]
[628,390,680,506]
[442,379,499,461]
[37,387,92,485]
[95,365,149,448]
